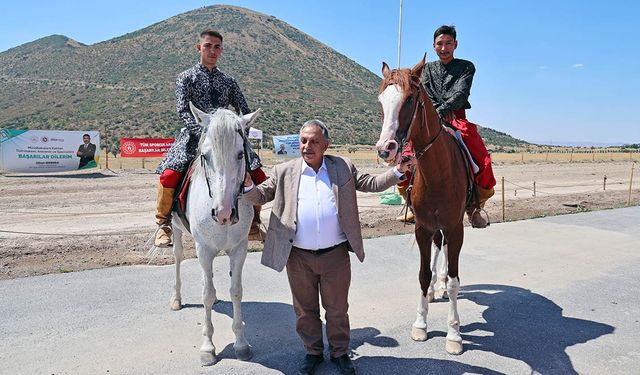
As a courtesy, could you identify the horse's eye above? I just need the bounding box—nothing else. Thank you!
[237,152,244,160]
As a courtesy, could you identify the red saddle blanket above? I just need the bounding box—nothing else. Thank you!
[172,160,198,232]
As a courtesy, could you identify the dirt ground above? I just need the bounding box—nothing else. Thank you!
[1,159,638,280]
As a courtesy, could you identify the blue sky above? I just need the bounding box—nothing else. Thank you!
[2,1,639,145]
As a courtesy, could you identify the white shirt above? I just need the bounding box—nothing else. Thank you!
[242,159,406,249]
[293,158,347,250]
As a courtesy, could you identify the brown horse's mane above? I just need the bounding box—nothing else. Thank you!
[378,68,418,98]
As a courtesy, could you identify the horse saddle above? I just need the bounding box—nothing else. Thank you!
[443,125,479,208]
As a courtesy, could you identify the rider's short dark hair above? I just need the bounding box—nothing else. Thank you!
[200,29,223,41]
[434,25,456,41]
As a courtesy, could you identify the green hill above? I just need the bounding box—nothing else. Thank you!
[478,126,529,148]
[0,5,525,148]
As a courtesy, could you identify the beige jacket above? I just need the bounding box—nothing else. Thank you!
[245,155,401,272]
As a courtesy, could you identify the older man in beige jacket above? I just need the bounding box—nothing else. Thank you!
[244,120,414,375]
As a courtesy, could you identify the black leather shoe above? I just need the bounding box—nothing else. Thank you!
[331,354,356,375]
[298,354,323,375]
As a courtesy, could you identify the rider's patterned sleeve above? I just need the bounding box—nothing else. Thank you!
[228,77,251,115]
[175,71,202,136]
[437,62,475,118]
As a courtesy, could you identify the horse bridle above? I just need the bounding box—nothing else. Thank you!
[390,77,443,161]
[199,123,252,222]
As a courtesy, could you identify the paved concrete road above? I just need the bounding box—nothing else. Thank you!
[2,207,639,374]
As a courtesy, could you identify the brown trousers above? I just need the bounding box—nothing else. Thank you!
[286,244,351,357]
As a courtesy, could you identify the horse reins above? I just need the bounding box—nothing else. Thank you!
[237,126,252,197]
[395,79,443,161]
[387,74,444,225]
[199,125,252,203]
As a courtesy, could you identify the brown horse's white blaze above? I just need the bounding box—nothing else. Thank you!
[376,84,404,163]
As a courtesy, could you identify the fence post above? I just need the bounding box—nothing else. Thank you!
[533,181,536,197]
[521,152,524,162]
[546,151,549,162]
[628,163,635,206]
[501,176,505,222]
[142,158,145,169]
[603,175,607,191]
[570,148,573,162]
[104,125,109,170]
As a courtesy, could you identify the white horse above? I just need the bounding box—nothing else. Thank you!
[170,103,260,366]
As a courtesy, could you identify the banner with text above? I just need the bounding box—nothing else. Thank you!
[0,129,100,173]
[272,134,300,157]
[119,138,174,158]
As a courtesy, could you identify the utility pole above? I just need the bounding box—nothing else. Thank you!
[397,0,403,68]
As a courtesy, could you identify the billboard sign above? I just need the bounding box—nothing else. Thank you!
[119,138,174,158]
[0,129,100,173]
[272,134,300,157]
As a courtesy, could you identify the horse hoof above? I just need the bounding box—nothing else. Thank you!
[235,346,253,361]
[200,351,218,366]
[445,340,463,355]
[170,298,182,311]
[435,289,448,300]
[411,326,428,342]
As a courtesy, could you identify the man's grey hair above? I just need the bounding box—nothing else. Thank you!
[300,119,330,141]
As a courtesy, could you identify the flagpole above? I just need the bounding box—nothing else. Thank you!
[397,0,403,68]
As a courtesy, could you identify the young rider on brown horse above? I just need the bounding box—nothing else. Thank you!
[398,25,496,228]
[154,30,267,247]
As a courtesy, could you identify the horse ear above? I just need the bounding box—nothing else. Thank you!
[241,108,261,130]
[410,54,426,79]
[189,101,208,124]
[382,62,391,78]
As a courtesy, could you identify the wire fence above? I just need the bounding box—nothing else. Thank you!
[94,148,640,170]
[496,162,638,221]
[2,150,637,237]
[501,177,629,196]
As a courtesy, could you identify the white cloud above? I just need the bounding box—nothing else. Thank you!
[572,63,584,68]
[538,66,546,70]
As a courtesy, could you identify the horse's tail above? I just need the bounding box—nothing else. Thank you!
[144,230,170,262]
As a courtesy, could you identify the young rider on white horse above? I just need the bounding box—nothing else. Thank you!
[154,29,266,247]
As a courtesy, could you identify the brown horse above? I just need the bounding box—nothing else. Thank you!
[375,56,469,355]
